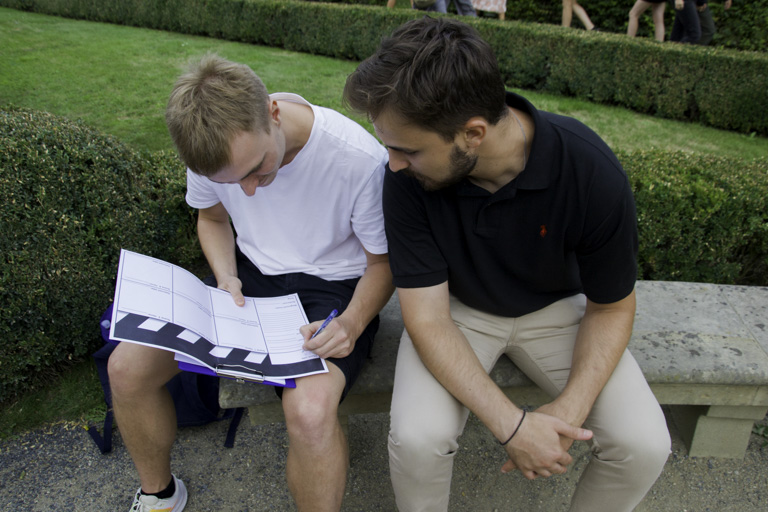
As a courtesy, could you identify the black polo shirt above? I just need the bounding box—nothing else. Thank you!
[383,92,638,318]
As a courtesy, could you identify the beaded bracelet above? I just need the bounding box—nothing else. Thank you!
[499,409,526,446]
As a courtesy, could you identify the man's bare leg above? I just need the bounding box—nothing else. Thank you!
[108,342,181,493]
[283,365,348,512]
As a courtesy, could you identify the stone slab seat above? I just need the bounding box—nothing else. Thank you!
[219,281,768,459]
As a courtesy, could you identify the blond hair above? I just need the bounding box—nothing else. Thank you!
[166,54,270,176]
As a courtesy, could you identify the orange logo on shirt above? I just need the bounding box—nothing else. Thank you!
[539,225,547,237]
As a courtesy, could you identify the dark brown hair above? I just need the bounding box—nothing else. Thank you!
[343,17,507,141]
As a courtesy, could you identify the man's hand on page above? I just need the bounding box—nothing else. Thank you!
[217,275,245,307]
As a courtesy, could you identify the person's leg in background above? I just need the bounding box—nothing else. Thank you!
[697,4,716,45]
[452,0,478,16]
[651,1,667,41]
[425,0,448,13]
[627,0,652,37]
[671,0,701,43]
[563,0,595,30]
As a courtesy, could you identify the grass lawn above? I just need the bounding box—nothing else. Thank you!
[1,7,766,439]
[2,8,767,159]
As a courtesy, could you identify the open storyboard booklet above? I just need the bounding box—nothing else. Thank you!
[109,249,328,386]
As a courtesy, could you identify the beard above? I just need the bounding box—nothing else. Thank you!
[403,144,477,191]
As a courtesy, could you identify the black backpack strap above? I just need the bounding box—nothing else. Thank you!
[224,407,246,448]
[88,408,114,454]
[89,340,118,454]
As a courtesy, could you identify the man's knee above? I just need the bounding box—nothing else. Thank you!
[107,345,138,395]
[286,399,337,439]
[107,344,176,397]
[282,376,344,442]
[600,416,671,478]
[633,422,671,475]
[389,413,461,466]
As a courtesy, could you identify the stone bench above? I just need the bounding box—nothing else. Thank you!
[219,281,768,459]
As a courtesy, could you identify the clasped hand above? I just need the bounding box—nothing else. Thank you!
[500,409,593,480]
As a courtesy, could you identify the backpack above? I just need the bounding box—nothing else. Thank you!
[88,305,245,454]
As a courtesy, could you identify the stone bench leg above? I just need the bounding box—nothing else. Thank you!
[670,405,768,458]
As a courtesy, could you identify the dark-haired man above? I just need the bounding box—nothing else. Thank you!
[109,54,393,512]
[344,17,670,512]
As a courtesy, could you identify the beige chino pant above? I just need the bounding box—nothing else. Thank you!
[389,294,671,512]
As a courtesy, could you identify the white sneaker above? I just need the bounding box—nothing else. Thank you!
[129,475,187,512]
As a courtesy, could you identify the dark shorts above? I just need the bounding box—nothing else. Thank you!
[205,247,379,401]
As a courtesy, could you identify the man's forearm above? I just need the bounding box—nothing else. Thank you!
[399,285,523,441]
[340,252,394,340]
[554,290,636,427]
[197,212,238,282]
[415,320,523,440]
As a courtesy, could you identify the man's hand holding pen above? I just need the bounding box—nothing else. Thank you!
[301,309,358,359]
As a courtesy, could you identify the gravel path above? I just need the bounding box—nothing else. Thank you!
[1,409,766,511]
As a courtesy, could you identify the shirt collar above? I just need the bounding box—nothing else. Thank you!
[455,92,554,198]
[504,91,555,192]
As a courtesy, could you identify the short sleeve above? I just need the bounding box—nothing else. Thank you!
[383,168,449,289]
[350,157,389,255]
[185,169,223,209]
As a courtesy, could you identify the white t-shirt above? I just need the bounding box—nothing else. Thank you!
[185,93,388,281]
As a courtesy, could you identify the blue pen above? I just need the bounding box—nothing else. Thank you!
[310,309,338,339]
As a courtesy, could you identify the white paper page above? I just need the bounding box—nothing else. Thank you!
[170,264,215,342]
[244,352,267,364]
[114,249,215,344]
[210,288,268,353]
[177,329,201,344]
[175,353,198,365]
[254,294,310,354]
[269,349,321,365]
[251,294,319,364]
[112,250,326,380]
[174,352,209,368]
[137,318,167,332]
[114,251,174,321]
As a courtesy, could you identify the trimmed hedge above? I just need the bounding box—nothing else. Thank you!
[472,19,768,136]
[1,0,766,136]
[0,107,200,404]
[333,0,768,52]
[2,107,766,402]
[621,150,768,285]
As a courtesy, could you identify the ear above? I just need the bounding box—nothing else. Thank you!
[269,100,281,124]
[462,117,487,150]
